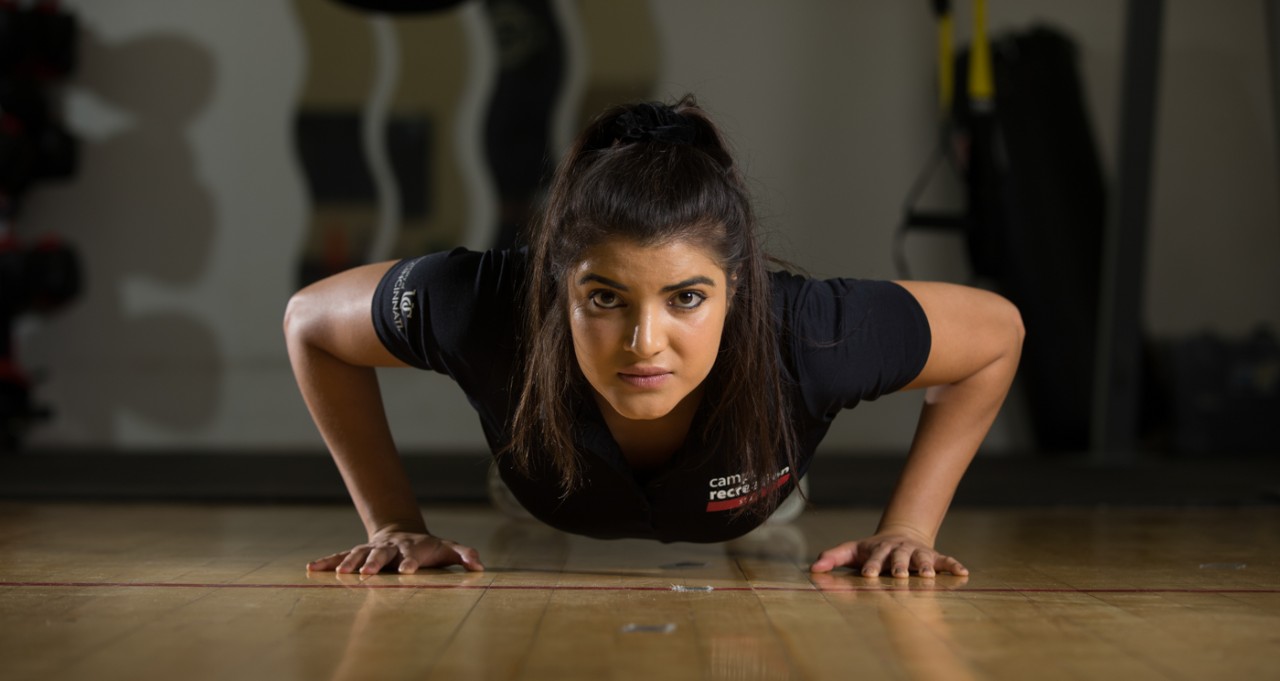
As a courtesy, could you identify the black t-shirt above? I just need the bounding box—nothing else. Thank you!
[373,248,931,543]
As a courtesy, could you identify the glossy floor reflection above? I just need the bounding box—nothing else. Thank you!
[1,503,1278,680]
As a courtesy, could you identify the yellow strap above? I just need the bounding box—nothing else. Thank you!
[968,0,995,105]
[938,13,954,115]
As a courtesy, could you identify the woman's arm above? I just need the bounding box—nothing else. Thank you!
[284,262,483,573]
[811,281,1023,576]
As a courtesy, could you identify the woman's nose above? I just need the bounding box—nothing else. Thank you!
[626,307,667,357]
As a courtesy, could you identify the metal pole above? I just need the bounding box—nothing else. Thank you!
[1091,0,1165,462]
[1268,0,1280,205]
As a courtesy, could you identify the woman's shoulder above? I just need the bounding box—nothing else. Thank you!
[392,246,529,297]
[766,268,931,411]
[407,245,527,274]
[373,246,527,366]
[768,268,919,313]
[767,268,889,312]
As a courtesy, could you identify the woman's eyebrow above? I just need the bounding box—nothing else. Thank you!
[578,273,628,290]
[660,276,716,292]
[577,274,716,292]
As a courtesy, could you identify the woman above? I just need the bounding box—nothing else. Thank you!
[285,96,1023,578]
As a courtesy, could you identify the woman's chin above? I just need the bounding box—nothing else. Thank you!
[605,395,678,422]
[612,404,675,422]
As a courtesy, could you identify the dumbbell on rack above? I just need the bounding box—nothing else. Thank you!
[0,0,80,452]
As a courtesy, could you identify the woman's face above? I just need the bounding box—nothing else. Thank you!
[568,238,730,423]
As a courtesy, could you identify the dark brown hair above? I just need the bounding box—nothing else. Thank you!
[506,95,799,516]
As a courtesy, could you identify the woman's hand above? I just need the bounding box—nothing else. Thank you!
[307,529,485,574]
[810,533,968,578]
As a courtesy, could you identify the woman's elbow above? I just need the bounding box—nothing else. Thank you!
[283,288,322,352]
[998,295,1026,363]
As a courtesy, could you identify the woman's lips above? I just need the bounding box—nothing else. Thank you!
[617,370,671,389]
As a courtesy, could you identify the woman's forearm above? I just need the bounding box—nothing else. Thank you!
[289,339,425,537]
[877,336,1022,545]
[283,261,425,539]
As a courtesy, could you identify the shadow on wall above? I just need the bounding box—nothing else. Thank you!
[291,0,572,288]
[291,0,662,289]
[21,28,222,443]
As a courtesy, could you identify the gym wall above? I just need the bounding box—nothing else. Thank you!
[12,0,1278,457]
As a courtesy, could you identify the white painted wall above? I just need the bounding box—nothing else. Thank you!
[15,1,1278,455]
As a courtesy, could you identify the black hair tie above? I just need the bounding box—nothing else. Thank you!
[613,103,697,146]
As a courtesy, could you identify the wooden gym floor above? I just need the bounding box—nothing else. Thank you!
[1,502,1278,680]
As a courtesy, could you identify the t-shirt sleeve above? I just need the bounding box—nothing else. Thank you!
[371,247,523,379]
[773,272,932,419]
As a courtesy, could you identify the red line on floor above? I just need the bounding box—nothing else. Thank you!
[1,581,1277,594]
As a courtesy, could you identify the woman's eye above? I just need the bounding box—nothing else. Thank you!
[589,290,623,309]
[671,291,706,309]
